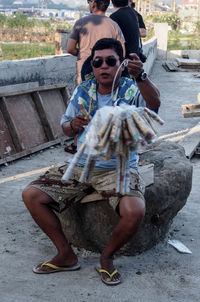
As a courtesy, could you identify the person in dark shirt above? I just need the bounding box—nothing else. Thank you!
[129,0,147,39]
[110,0,140,59]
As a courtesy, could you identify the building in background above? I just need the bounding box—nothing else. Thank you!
[134,0,155,15]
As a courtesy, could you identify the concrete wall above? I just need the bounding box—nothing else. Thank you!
[167,50,200,60]
[0,54,77,95]
[143,37,157,75]
[0,37,158,95]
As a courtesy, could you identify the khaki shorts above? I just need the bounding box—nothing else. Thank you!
[30,163,145,213]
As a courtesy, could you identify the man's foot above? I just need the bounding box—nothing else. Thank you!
[33,253,79,274]
[97,254,121,285]
[64,142,77,154]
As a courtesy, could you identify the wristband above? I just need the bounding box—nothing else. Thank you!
[70,119,77,133]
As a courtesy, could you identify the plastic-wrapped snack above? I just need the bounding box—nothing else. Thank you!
[79,153,96,183]
[104,140,115,161]
[124,160,130,194]
[144,107,164,125]
[97,113,113,139]
[110,115,122,143]
[120,157,126,195]
[142,112,158,134]
[132,111,155,143]
[116,155,121,193]
[126,113,141,142]
[62,143,86,183]
[98,121,113,149]
[122,120,133,147]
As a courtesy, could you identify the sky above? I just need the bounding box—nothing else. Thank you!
[51,0,82,7]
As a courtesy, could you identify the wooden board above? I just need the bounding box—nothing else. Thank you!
[176,58,200,68]
[0,84,70,164]
[162,61,178,72]
[181,104,200,118]
[0,82,39,95]
[197,92,200,104]
[178,123,200,158]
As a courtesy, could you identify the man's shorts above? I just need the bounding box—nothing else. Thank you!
[30,163,145,213]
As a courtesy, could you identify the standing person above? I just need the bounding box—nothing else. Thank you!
[66,0,125,154]
[67,0,125,84]
[129,0,147,39]
[110,0,140,59]
[22,38,160,286]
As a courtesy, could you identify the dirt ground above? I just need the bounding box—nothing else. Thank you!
[0,60,200,302]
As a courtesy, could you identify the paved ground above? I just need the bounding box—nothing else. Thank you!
[0,60,200,302]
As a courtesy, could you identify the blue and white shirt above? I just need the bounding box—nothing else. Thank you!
[61,77,146,170]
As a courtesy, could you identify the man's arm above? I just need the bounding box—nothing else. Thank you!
[62,115,89,137]
[137,13,147,38]
[139,28,146,38]
[127,54,160,110]
[66,38,79,56]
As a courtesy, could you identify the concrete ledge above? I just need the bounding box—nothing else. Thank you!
[0,54,77,95]
[143,37,157,75]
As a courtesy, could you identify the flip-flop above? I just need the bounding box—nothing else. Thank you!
[64,142,77,154]
[33,261,80,274]
[95,266,121,285]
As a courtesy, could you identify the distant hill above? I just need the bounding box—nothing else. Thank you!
[0,0,70,9]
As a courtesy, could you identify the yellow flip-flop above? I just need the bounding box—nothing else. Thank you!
[33,261,80,274]
[95,266,121,285]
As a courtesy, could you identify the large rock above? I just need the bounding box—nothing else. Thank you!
[59,140,193,255]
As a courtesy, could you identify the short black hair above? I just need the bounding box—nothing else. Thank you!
[96,0,110,12]
[112,0,128,8]
[91,38,124,62]
[131,2,135,9]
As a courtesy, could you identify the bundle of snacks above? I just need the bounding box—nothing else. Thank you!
[62,104,164,194]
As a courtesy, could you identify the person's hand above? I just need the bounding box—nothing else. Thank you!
[71,115,89,132]
[127,53,143,80]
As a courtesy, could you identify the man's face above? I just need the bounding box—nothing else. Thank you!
[88,0,94,13]
[91,48,122,88]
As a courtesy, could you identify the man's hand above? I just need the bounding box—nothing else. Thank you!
[71,115,89,132]
[127,53,143,80]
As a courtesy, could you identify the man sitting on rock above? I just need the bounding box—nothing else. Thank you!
[22,38,160,285]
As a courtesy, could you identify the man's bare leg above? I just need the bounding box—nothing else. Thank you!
[100,196,145,283]
[22,186,78,272]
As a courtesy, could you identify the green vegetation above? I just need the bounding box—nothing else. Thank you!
[0,43,55,60]
[168,31,200,50]
[145,13,200,50]
[150,13,181,30]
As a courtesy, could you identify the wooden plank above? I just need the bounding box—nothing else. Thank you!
[0,84,70,164]
[3,94,47,149]
[165,62,178,71]
[197,92,200,104]
[0,82,39,95]
[176,58,200,67]
[38,89,66,139]
[181,104,200,118]
[32,91,55,141]
[60,86,70,107]
[0,83,68,97]
[0,107,16,159]
[0,136,69,165]
[178,123,200,158]
[0,96,23,152]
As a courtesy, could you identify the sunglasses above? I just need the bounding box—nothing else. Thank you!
[92,57,118,68]
[87,0,93,3]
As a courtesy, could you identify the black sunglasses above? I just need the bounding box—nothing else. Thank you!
[92,57,118,68]
[87,0,93,3]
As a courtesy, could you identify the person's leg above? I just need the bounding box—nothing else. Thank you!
[22,186,78,272]
[100,196,145,283]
